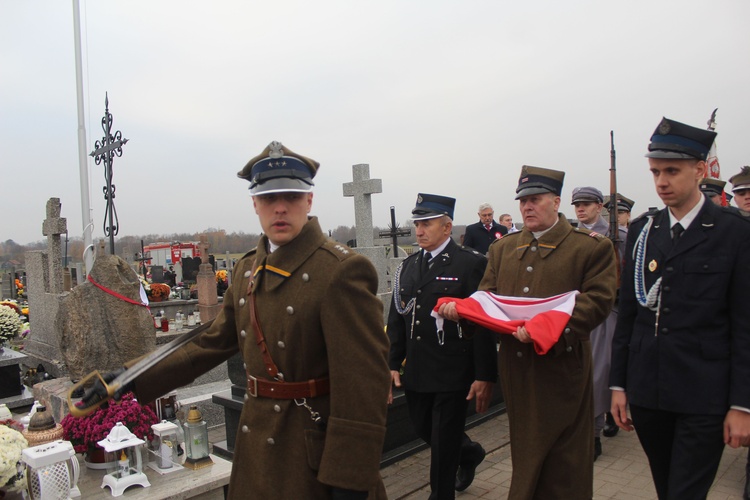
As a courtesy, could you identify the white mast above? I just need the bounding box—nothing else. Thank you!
[73,0,94,277]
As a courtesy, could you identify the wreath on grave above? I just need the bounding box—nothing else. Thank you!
[0,305,23,346]
[216,270,228,297]
[148,283,171,302]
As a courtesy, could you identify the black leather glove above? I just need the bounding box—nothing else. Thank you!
[75,367,133,412]
[331,487,368,500]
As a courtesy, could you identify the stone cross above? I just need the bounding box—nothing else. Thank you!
[198,236,210,265]
[343,164,382,247]
[41,198,67,294]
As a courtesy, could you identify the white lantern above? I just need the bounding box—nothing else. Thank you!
[22,440,81,500]
[97,422,151,497]
[150,420,181,471]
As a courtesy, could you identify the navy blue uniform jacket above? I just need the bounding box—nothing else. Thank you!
[610,199,750,414]
[388,238,498,393]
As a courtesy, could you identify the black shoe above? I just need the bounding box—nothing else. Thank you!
[603,412,619,437]
[594,437,602,461]
[455,443,486,492]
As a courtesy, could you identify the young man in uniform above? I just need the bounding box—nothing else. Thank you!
[604,193,635,228]
[388,193,497,499]
[441,166,617,499]
[730,166,750,215]
[728,166,750,500]
[79,141,391,499]
[610,118,750,499]
[571,186,626,460]
[699,177,729,206]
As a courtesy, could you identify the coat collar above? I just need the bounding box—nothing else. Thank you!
[415,238,457,286]
[651,201,716,261]
[515,214,573,260]
[253,216,326,291]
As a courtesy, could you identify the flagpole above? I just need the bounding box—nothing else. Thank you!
[73,0,94,277]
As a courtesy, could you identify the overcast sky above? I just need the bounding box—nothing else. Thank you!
[2,1,748,247]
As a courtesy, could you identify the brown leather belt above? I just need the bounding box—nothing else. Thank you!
[246,374,330,399]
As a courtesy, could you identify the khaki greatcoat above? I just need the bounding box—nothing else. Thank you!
[132,217,391,499]
[481,214,616,500]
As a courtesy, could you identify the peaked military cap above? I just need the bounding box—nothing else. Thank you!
[571,186,604,204]
[699,177,726,198]
[515,165,565,200]
[603,193,635,212]
[645,117,716,161]
[238,141,320,195]
[729,166,750,192]
[411,193,455,220]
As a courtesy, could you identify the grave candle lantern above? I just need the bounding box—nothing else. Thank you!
[97,422,151,496]
[183,406,213,469]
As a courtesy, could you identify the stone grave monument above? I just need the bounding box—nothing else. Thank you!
[23,198,69,376]
[57,253,156,382]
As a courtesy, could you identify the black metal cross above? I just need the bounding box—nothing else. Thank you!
[90,93,128,255]
[378,206,411,258]
[134,239,152,277]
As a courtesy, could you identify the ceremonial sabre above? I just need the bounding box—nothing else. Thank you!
[67,319,215,417]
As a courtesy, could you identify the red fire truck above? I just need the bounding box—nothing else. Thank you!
[142,242,202,267]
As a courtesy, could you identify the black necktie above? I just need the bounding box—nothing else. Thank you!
[671,223,684,242]
[421,251,431,275]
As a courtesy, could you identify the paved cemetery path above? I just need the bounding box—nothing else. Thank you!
[381,411,749,499]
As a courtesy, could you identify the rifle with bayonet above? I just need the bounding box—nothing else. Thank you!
[609,131,621,286]
[609,131,619,244]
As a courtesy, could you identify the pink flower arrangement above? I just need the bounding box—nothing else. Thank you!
[61,393,158,454]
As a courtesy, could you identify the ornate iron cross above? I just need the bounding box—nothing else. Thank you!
[90,93,128,255]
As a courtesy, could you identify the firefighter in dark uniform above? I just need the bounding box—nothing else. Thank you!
[610,118,750,500]
[387,193,498,500]
[729,166,750,500]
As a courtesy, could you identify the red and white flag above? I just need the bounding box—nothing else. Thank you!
[432,290,579,355]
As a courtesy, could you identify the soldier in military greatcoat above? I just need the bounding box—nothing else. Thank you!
[571,186,626,460]
[80,141,391,499]
[440,166,617,499]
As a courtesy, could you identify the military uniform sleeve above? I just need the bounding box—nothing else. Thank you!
[729,225,750,408]
[566,236,617,338]
[467,254,498,382]
[610,223,640,389]
[130,261,247,403]
[317,254,390,491]
[387,263,408,371]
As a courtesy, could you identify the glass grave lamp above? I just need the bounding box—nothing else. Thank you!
[22,440,81,500]
[183,406,213,469]
[97,422,151,497]
[149,420,182,472]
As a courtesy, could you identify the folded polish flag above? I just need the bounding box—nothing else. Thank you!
[432,290,579,355]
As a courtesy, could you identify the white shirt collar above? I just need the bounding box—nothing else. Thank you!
[668,193,705,230]
[532,216,559,240]
[423,237,451,259]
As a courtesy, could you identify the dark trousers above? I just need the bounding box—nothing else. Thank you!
[405,390,473,500]
[630,404,725,500]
